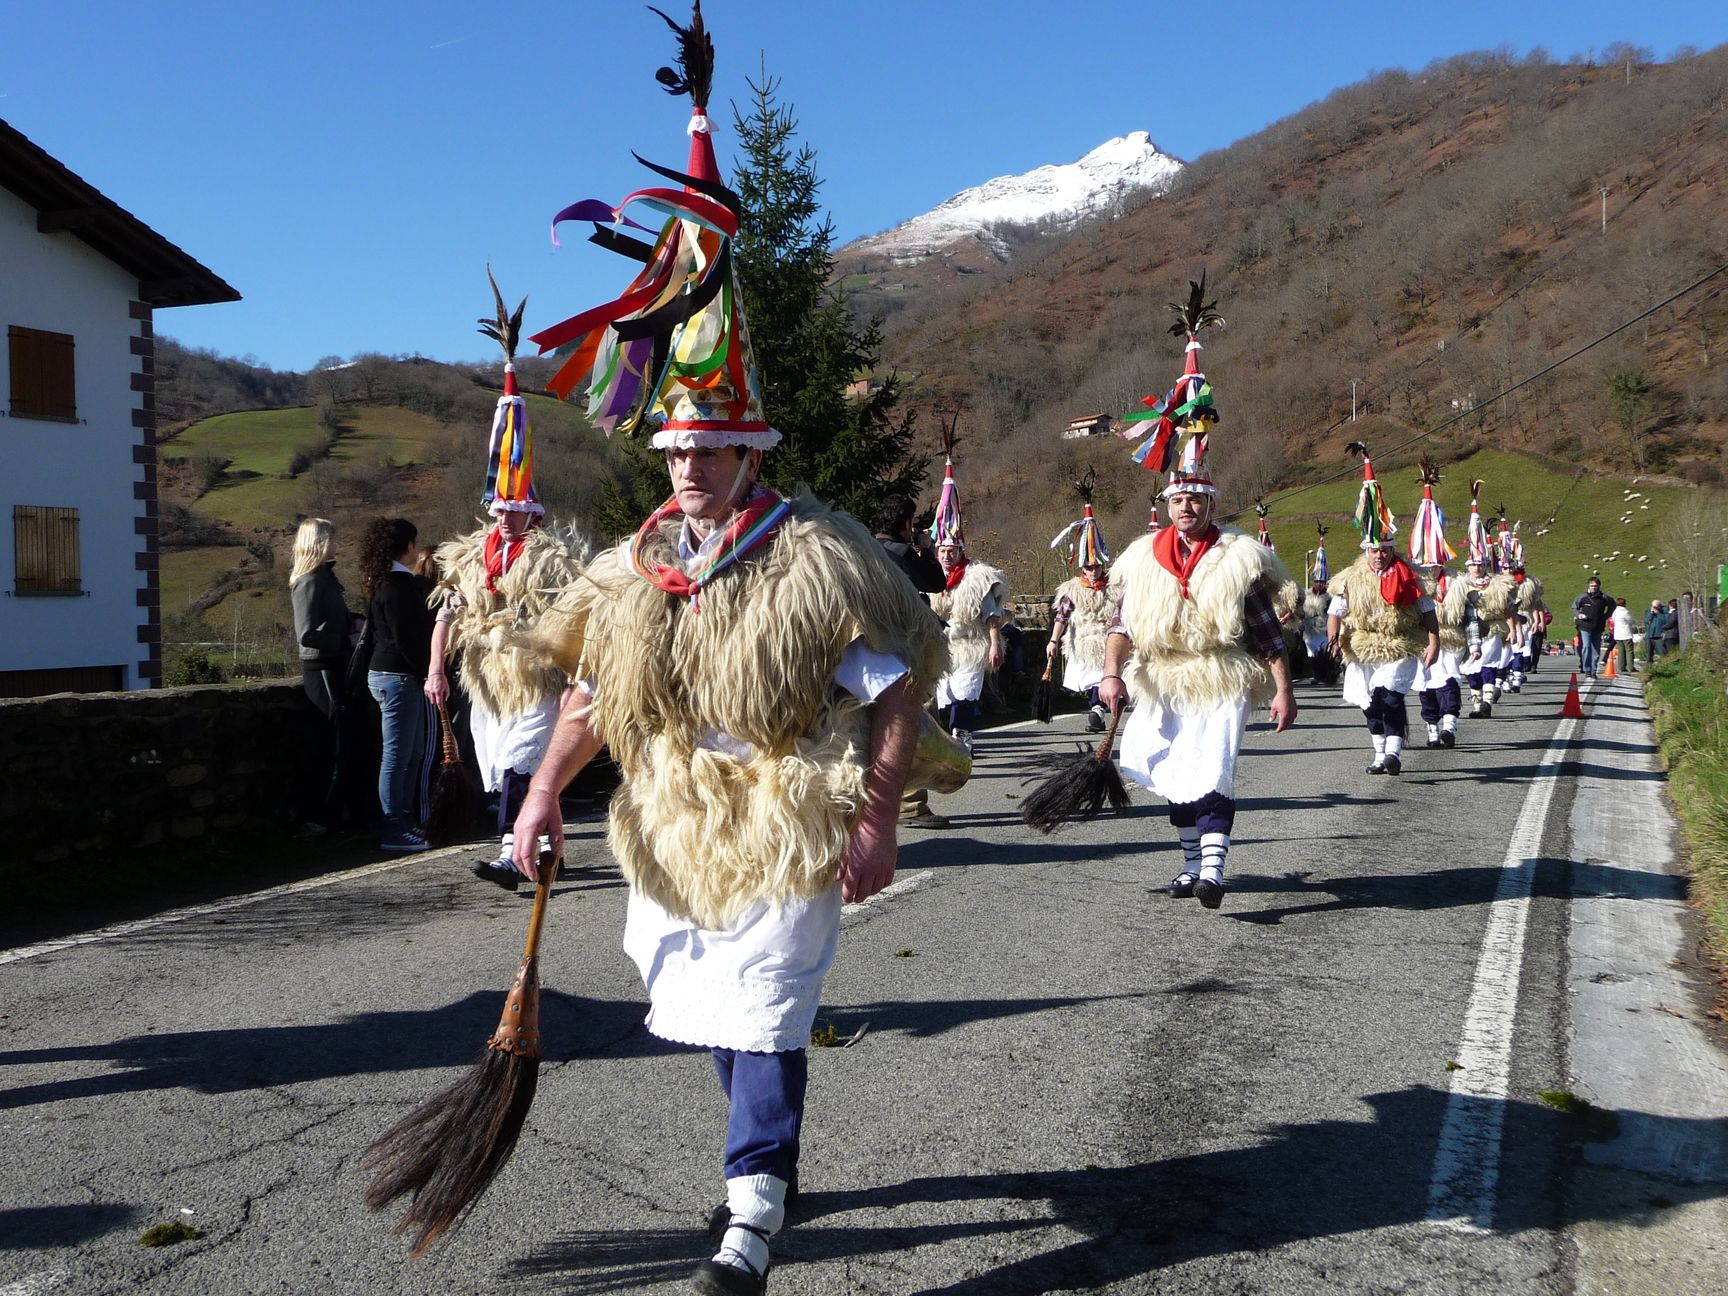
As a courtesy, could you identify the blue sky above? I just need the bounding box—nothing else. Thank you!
[4,1,1724,372]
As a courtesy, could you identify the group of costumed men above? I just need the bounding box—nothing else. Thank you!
[370,10,1551,1291]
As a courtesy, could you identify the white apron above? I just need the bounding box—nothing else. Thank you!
[467,694,560,793]
[1342,656,1420,710]
[1119,694,1252,804]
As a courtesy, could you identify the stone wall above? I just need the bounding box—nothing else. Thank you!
[0,682,320,870]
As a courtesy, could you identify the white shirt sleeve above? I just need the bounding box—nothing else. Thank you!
[1327,595,1348,618]
[834,637,910,702]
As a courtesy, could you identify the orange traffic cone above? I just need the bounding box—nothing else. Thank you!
[1558,672,1586,718]
[1603,651,1617,680]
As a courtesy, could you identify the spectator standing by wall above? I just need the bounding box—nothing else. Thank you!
[1644,600,1671,666]
[1609,597,1635,675]
[289,517,355,831]
[359,517,436,853]
[1571,576,1614,677]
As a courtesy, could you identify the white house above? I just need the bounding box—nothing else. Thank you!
[0,118,238,697]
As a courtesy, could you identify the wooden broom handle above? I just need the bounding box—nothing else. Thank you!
[519,854,560,961]
[1094,701,1126,762]
[435,700,461,765]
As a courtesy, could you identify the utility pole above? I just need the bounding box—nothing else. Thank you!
[1351,379,1362,422]
[1600,186,1610,233]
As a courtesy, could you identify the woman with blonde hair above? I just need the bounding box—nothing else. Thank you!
[290,516,355,830]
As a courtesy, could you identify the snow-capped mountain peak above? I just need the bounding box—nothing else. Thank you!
[843,131,1182,266]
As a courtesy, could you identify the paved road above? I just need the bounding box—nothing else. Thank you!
[1,667,1721,1293]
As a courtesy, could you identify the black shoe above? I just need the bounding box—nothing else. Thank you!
[1439,730,1456,748]
[690,1256,768,1295]
[1086,705,1108,733]
[470,858,521,892]
[1194,876,1225,909]
[1366,758,1387,775]
[1383,754,1402,776]
[901,808,953,830]
[1479,703,1493,718]
[1170,872,1198,899]
[1426,736,1443,749]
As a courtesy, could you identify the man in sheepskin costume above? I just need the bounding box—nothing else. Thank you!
[1046,469,1115,731]
[425,277,592,889]
[926,434,1006,757]
[1102,285,1296,910]
[1407,456,1464,749]
[506,10,950,1291]
[1326,445,1440,775]
[1459,485,1517,717]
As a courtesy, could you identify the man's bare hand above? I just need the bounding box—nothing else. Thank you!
[1268,686,1298,732]
[424,673,450,707]
[510,788,565,882]
[1099,674,1127,714]
[839,819,896,904]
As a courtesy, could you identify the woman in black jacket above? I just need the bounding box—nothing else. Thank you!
[290,517,354,829]
[359,517,436,852]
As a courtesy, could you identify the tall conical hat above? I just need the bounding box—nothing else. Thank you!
[529,2,779,451]
[928,413,965,548]
[1408,453,1455,567]
[1049,467,1112,567]
[1348,441,1396,548]
[478,270,543,516]
[1123,274,1223,497]
[1311,524,1330,584]
[1465,479,1489,566]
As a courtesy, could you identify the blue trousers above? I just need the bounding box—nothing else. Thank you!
[1364,686,1408,738]
[1420,680,1462,723]
[947,698,982,732]
[712,1048,807,1181]
[1168,791,1235,836]
[368,670,431,834]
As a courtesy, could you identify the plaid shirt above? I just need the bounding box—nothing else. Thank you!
[1109,581,1287,662]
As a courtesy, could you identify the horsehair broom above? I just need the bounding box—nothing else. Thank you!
[362,854,558,1257]
[1033,660,1057,724]
[423,700,478,847]
[1019,702,1131,833]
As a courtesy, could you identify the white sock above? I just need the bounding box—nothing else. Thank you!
[1372,733,1386,756]
[1441,714,1458,734]
[713,1173,786,1275]
[1426,723,1440,741]
[1199,832,1229,882]
[1176,828,1201,875]
[497,832,514,863]
[1385,734,1403,758]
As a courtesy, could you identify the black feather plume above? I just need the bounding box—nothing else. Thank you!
[1416,452,1442,486]
[1345,440,1370,461]
[648,2,714,108]
[1075,465,1097,504]
[1166,269,1225,339]
[1255,496,1269,519]
[476,266,527,363]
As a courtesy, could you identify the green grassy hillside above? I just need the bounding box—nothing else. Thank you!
[165,407,321,477]
[1260,448,1689,619]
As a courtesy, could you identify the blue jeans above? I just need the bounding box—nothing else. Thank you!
[1578,631,1602,675]
[368,670,429,835]
[712,1048,807,1181]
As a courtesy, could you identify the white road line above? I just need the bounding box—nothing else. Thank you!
[1425,712,1580,1231]
[0,854,430,967]
[842,869,934,917]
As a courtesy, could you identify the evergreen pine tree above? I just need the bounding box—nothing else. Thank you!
[594,72,924,537]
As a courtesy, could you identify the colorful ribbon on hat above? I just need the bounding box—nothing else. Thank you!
[929,460,963,547]
[1352,455,1396,546]
[483,368,535,512]
[1409,484,1456,567]
[1049,504,1112,568]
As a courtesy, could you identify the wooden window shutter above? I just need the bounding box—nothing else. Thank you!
[7,326,77,421]
[12,505,83,595]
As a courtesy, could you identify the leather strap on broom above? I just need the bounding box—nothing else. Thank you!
[362,854,559,1257]
[1019,700,1131,832]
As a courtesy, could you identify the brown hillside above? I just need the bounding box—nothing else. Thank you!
[854,48,1728,591]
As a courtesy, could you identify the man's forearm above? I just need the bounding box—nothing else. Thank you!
[860,678,920,825]
[1104,631,1131,677]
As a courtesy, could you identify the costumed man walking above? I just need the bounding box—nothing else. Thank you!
[1459,482,1516,716]
[1326,444,1440,775]
[1408,455,1464,749]
[425,275,593,889]
[927,427,1006,757]
[1104,278,1297,910]
[1047,468,1115,732]
[874,494,954,830]
[1302,525,1338,686]
[1258,501,1308,680]
[509,13,951,1292]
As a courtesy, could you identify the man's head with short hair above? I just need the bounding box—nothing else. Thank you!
[874,495,916,540]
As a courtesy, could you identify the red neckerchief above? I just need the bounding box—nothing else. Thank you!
[629,487,789,599]
[942,559,970,592]
[1153,523,1219,600]
[1079,570,1108,592]
[484,526,526,595]
[1378,555,1423,606]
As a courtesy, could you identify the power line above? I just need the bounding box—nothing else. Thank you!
[1256,259,1728,515]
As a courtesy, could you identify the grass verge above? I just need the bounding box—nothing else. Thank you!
[1644,640,1728,964]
